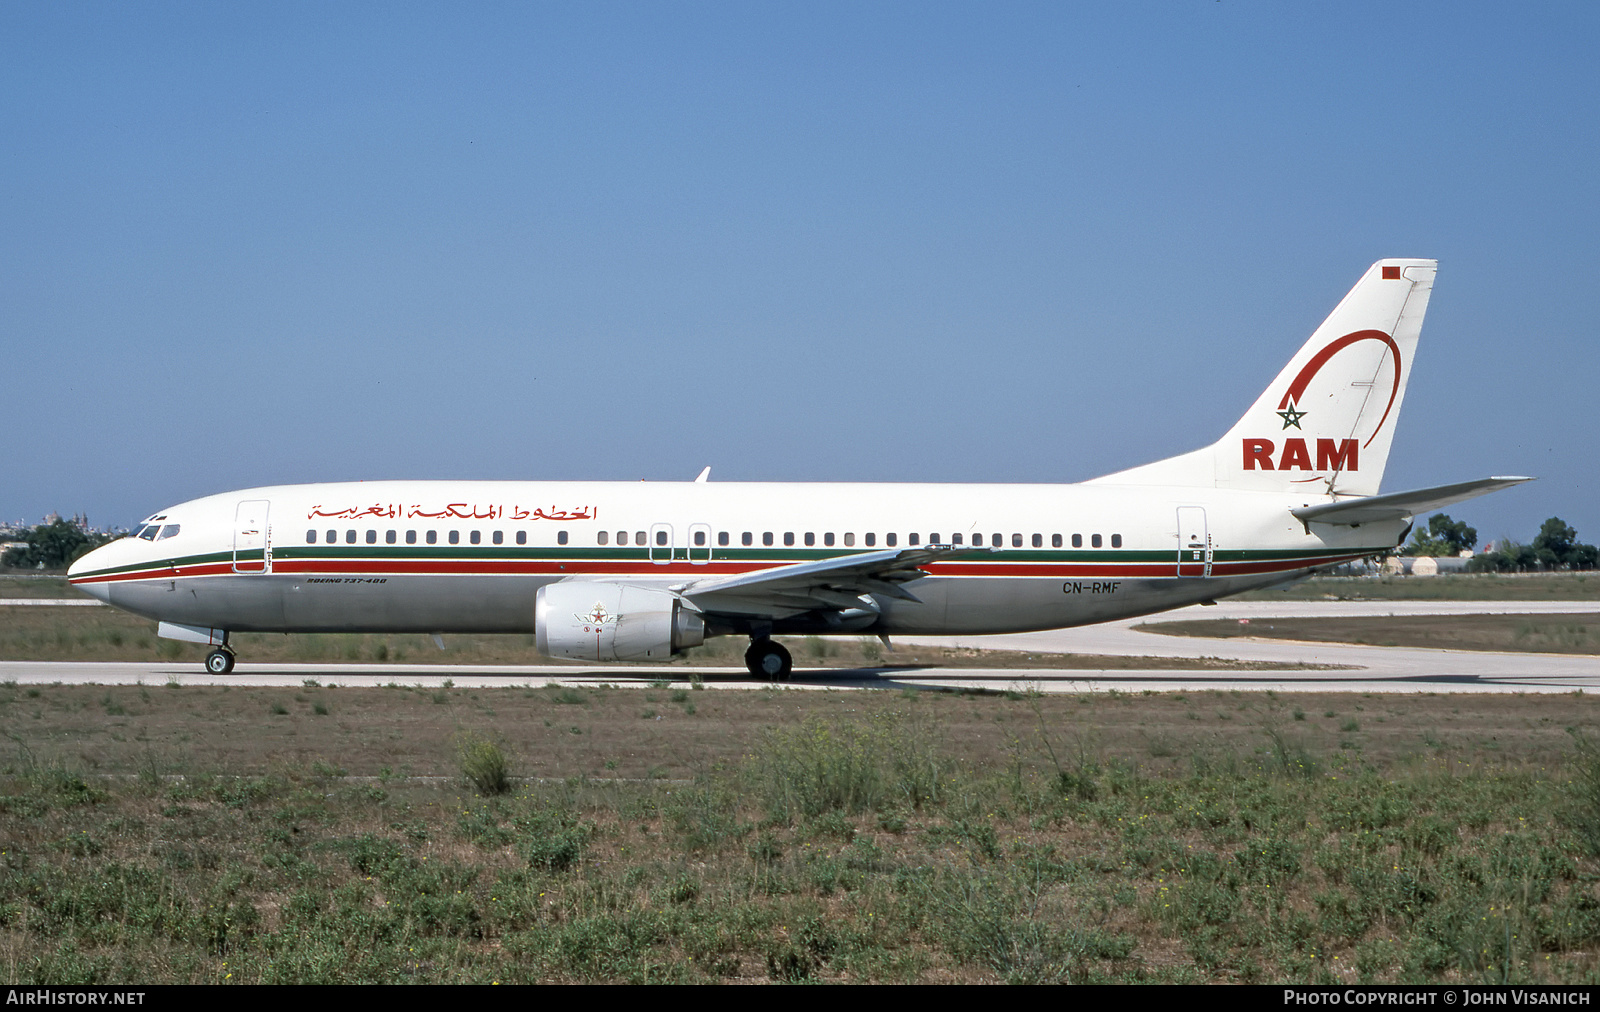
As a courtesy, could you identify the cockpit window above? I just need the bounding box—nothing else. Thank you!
[136,525,159,541]
[155,525,180,541]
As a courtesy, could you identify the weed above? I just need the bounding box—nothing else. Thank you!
[456,731,512,795]
[1563,728,1600,855]
[745,711,944,818]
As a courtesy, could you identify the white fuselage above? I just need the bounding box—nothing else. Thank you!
[68,478,1397,641]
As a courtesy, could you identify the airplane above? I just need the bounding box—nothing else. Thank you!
[68,259,1530,680]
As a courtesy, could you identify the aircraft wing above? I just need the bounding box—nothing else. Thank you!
[1291,476,1534,527]
[680,545,981,617]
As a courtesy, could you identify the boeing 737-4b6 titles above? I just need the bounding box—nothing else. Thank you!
[69,260,1530,679]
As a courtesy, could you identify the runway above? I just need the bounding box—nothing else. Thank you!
[3,599,1596,694]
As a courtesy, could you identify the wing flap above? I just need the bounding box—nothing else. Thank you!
[682,545,979,617]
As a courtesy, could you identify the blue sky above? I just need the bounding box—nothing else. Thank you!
[4,2,1596,548]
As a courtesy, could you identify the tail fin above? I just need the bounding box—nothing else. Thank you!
[1088,258,1436,496]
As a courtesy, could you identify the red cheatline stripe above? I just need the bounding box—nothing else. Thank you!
[71,551,1372,585]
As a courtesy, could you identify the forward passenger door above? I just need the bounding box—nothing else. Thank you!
[233,500,271,574]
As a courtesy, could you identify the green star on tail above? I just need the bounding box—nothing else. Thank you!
[1277,403,1306,429]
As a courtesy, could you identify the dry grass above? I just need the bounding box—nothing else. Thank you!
[1143,613,1600,655]
[5,683,1600,984]
[1,680,1589,782]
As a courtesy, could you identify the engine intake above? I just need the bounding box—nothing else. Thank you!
[535,582,705,661]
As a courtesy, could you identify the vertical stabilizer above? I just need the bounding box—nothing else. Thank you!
[1088,259,1436,496]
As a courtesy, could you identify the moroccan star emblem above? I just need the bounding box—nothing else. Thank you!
[1277,402,1306,429]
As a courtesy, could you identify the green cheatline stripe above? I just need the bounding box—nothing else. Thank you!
[75,542,1386,580]
[273,545,1381,564]
[73,550,239,579]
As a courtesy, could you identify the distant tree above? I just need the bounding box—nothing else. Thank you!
[1403,513,1477,557]
[1468,517,1598,572]
[0,517,119,571]
[1533,517,1598,570]
[1467,539,1535,573]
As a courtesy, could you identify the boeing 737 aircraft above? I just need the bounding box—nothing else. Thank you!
[69,259,1529,679]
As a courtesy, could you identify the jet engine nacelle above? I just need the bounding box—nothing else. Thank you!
[534,581,706,661]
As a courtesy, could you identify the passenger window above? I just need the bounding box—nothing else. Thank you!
[636,531,646,545]
[783,532,794,546]
[742,532,753,546]
[844,533,855,547]
[1032,534,1042,548]
[306,530,316,544]
[326,530,337,544]
[1052,534,1062,548]
[493,531,503,545]
[1092,534,1103,548]
[655,530,667,546]
[929,534,939,545]
[909,533,920,546]
[953,533,963,545]
[696,530,707,546]
[559,531,569,545]
[406,531,417,544]
[805,532,815,546]
[865,533,875,547]
[346,530,357,544]
[992,533,1002,547]
[1012,533,1022,547]
[516,531,527,545]
[617,531,628,545]
[762,532,773,547]
[426,531,437,544]
[886,533,897,547]
[470,531,481,545]
[1111,534,1122,548]
[386,530,397,544]
[717,531,728,546]
[365,530,376,544]
[598,531,609,545]
[449,531,460,545]
[824,533,835,547]
[1072,534,1082,548]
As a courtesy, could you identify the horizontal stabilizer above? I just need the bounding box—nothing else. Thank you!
[1290,476,1534,527]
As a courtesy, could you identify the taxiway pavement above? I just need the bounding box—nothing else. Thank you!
[3,599,1595,694]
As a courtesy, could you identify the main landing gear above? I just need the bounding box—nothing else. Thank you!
[204,647,236,675]
[744,637,792,682]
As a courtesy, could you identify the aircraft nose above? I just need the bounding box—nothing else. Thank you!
[75,580,111,604]
[68,546,113,603]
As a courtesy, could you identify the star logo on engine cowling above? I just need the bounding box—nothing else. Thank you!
[1277,401,1307,429]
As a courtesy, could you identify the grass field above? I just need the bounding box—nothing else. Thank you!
[1143,613,1600,655]
[5,682,1600,984]
[1239,571,1600,602]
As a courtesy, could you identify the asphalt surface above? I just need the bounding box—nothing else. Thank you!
[3,599,1596,694]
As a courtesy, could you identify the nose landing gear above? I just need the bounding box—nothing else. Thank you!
[744,638,792,682]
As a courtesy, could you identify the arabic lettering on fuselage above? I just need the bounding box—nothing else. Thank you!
[307,504,596,522]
